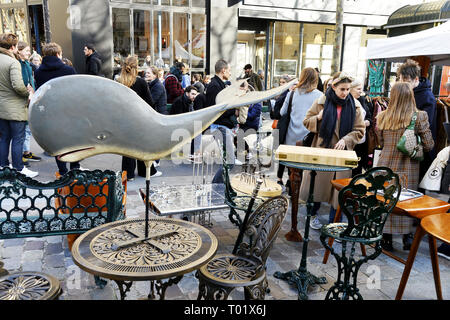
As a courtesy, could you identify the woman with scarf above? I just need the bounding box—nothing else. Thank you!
[299,72,365,230]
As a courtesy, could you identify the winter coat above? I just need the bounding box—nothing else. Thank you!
[270,90,288,120]
[193,81,205,95]
[85,51,103,76]
[0,48,29,121]
[148,78,167,114]
[19,60,35,90]
[246,71,263,91]
[377,110,434,234]
[170,94,196,115]
[34,56,76,89]
[298,94,366,209]
[241,102,262,131]
[206,75,237,129]
[414,77,437,142]
[164,74,184,104]
[130,77,154,108]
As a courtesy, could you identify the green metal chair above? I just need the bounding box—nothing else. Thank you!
[197,194,289,300]
[320,166,400,300]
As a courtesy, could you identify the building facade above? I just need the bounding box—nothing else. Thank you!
[0,0,428,85]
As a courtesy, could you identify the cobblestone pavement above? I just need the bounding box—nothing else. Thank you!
[0,137,449,300]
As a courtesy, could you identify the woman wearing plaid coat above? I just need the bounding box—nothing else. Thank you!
[376,82,434,251]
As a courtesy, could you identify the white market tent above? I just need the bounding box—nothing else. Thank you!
[366,21,450,65]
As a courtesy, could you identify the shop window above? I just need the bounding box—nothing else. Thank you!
[134,9,151,67]
[112,8,131,69]
[153,10,170,68]
[273,21,301,86]
[173,12,188,66]
[191,13,205,69]
[1,7,27,42]
[302,23,336,83]
[0,0,24,3]
[172,0,188,6]
[153,0,170,5]
[191,0,205,8]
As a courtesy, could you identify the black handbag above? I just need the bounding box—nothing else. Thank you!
[302,131,315,147]
[277,91,294,144]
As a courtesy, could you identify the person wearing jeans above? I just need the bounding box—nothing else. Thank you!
[0,33,37,178]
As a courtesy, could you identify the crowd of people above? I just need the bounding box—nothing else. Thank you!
[0,32,448,259]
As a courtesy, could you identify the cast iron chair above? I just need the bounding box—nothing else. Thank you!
[320,167,400,300]
[219,141,265,228]
[197,195,289,300]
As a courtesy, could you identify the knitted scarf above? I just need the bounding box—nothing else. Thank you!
[319,87,356,148]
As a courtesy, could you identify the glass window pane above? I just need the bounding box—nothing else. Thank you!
[153,10,170,68]
[0,0,24,3]
[133,10,151,67]
[153,0,170,5]
[13,7,27,43]
[192,0,205,7]
[172,0,188,6]
[132,0,151,3]
[112,8,131,69]
[2,8,15,34]
[273,21,301,84]
[302,23,336,81]
[173,12,188,66]
[191,13,206,69]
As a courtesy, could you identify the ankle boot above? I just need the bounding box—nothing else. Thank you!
[381,233,393,252]
[402,233,414,250]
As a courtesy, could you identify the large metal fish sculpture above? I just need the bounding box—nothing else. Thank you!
[28,75,296,162]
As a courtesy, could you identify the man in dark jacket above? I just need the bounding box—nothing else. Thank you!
[243,64,262,91]
[35,42,81,174]
[83,43,103,76]
[169,85,199,115]
[165,62,185,104]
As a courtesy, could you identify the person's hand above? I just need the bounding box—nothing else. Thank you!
[365,120,370,127]
[317,109,324,121]
[27,84,35,94]
[334,139,346,150]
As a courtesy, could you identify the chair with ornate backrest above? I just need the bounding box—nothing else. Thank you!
[219,141,265,228]
[197,195,289,300]
[320,166,400,300]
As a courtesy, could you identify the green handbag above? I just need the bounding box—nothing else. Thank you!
[396,112,424,161]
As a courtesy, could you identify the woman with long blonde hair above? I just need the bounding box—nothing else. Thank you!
[377,82,434,251]
[117,56,159,181]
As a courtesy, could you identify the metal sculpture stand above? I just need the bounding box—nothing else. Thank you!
[274,170,327,300]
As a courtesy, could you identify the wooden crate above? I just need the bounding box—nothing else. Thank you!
[275,144,359,168]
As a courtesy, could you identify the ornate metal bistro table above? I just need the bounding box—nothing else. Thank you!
[273,161,351,300]
[71,218,218,300]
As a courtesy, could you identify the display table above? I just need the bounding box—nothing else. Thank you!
[71,218,218,300]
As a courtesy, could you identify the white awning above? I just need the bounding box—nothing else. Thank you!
[366,21,450,65]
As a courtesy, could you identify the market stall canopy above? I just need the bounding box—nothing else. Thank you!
[366,21,450,65]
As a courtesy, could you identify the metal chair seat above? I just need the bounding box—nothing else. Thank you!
[321,223,383,244]
[199,254,265,287]
[0,272,62,300]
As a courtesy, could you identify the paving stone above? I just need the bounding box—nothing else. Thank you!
[22,250,44,262]
[1,246,23,259]
[22,260,43,272]
[46,236,64,244]
[46,242,64,255]
[2,258,21,271]
[24,240,45,251]
[2,238,25,247]
[45,254,65,268]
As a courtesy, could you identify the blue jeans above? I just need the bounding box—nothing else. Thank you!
[0,119,26,170]
[56,157,80,175]
[211,125,235,184]
[23,123,31,153]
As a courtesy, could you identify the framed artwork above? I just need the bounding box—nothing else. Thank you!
[274,59,297,77]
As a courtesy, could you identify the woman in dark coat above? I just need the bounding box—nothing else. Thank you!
[117,56,159,181]
[145,65,167,114]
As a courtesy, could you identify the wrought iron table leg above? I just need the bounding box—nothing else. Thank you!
[148,275,183,300]
[274,170,326,300]
[114,280,133,300]
[285,168,303,242]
